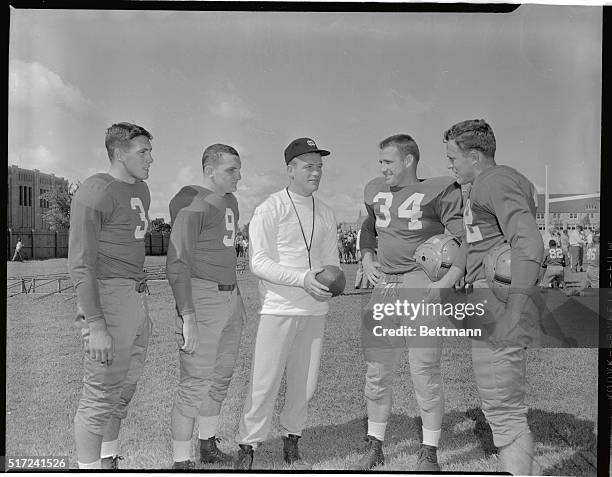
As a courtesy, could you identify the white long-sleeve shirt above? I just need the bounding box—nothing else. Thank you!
[249,189,340,316]
[568,229,582,247]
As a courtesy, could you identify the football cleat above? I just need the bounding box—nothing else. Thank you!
[414,234,461,281]
[348,435,384,471]
[234,444,254,470]
[200,436,232,464]
[101,455,123,470]
[415,444,440,471]
[483,242,511,302]
[172,459,196,470]
[282,434,311,470]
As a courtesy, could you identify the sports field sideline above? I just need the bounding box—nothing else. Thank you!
[6,257,598,474]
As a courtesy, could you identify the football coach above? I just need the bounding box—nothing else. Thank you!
[234,137,339,470]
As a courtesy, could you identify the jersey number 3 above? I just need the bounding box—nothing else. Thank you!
[223,208,236,247]
[131,197,149,239]
[373,192,424,230]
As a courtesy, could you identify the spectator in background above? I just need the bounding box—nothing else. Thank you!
[541,228,553,250]
[241,237,249,258]
[568,226,582,272]
[578,226,587,272]
[12,238,24,262]
[560,229,570,262]
[550,227,561,247]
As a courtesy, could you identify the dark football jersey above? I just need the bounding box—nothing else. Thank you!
[462,165,543,285]
[68,173,151,322]
[543,247,566,267]
[585,244,600,268]
[360,176,464,274]
[166,185,239,316]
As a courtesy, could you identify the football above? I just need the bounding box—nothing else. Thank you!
[315,265,346,297]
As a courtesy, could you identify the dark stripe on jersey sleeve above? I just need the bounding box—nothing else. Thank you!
[169,186,200,225]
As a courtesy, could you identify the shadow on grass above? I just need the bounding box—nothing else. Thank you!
[248,407,597,474]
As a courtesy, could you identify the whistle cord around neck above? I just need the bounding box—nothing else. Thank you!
[286,187,315,270]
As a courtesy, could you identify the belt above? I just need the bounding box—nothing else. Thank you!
[381,272,405,283]
[218,283,236,291]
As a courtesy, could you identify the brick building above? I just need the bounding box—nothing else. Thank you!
[7,165,69,232]
[535,193,600,231]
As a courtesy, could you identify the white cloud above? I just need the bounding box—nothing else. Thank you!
[386,88,432,115]
[9,146,56,172]
[236,171,285,223]
[208,90,255,121]
[9,59,96,116]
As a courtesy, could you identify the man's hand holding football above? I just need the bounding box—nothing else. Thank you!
[304,268,332,300]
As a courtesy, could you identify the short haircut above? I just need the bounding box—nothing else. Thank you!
[379,134,420,163]
[202,144,239,169]
[105,122,152,161]
[549,239,557,247]
[443,119,496,158]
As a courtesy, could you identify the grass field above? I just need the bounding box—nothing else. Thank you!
[6,258,599,474]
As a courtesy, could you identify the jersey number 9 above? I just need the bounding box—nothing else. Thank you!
[223,208,236,247]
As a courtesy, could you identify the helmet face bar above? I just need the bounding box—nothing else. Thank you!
[414,234,461,282]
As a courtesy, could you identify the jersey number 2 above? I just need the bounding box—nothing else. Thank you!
[223,208,236,247]
[463,199,483,243]
[373,192,424,230]
[131,197,149,239]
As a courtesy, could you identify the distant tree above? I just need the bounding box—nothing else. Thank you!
[41,183,79,231]
[151,217,171,233]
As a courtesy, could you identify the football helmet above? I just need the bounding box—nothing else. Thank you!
[483,242,512,302]
[414,234,461,281]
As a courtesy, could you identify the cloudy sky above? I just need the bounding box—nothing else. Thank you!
[9,5,601,225]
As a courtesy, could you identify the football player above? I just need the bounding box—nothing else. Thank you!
[444,119,542,475]
[351,134,465,471]
[583,234,599,288]
[540,239,566,288]
[166,144,245,469]
[68,122,154,469]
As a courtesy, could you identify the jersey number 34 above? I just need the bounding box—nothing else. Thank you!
[373,192,424,230]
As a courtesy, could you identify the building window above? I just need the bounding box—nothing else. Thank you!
[28,187,32,207]
[19,186,22,206]
[39,189,49,208]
